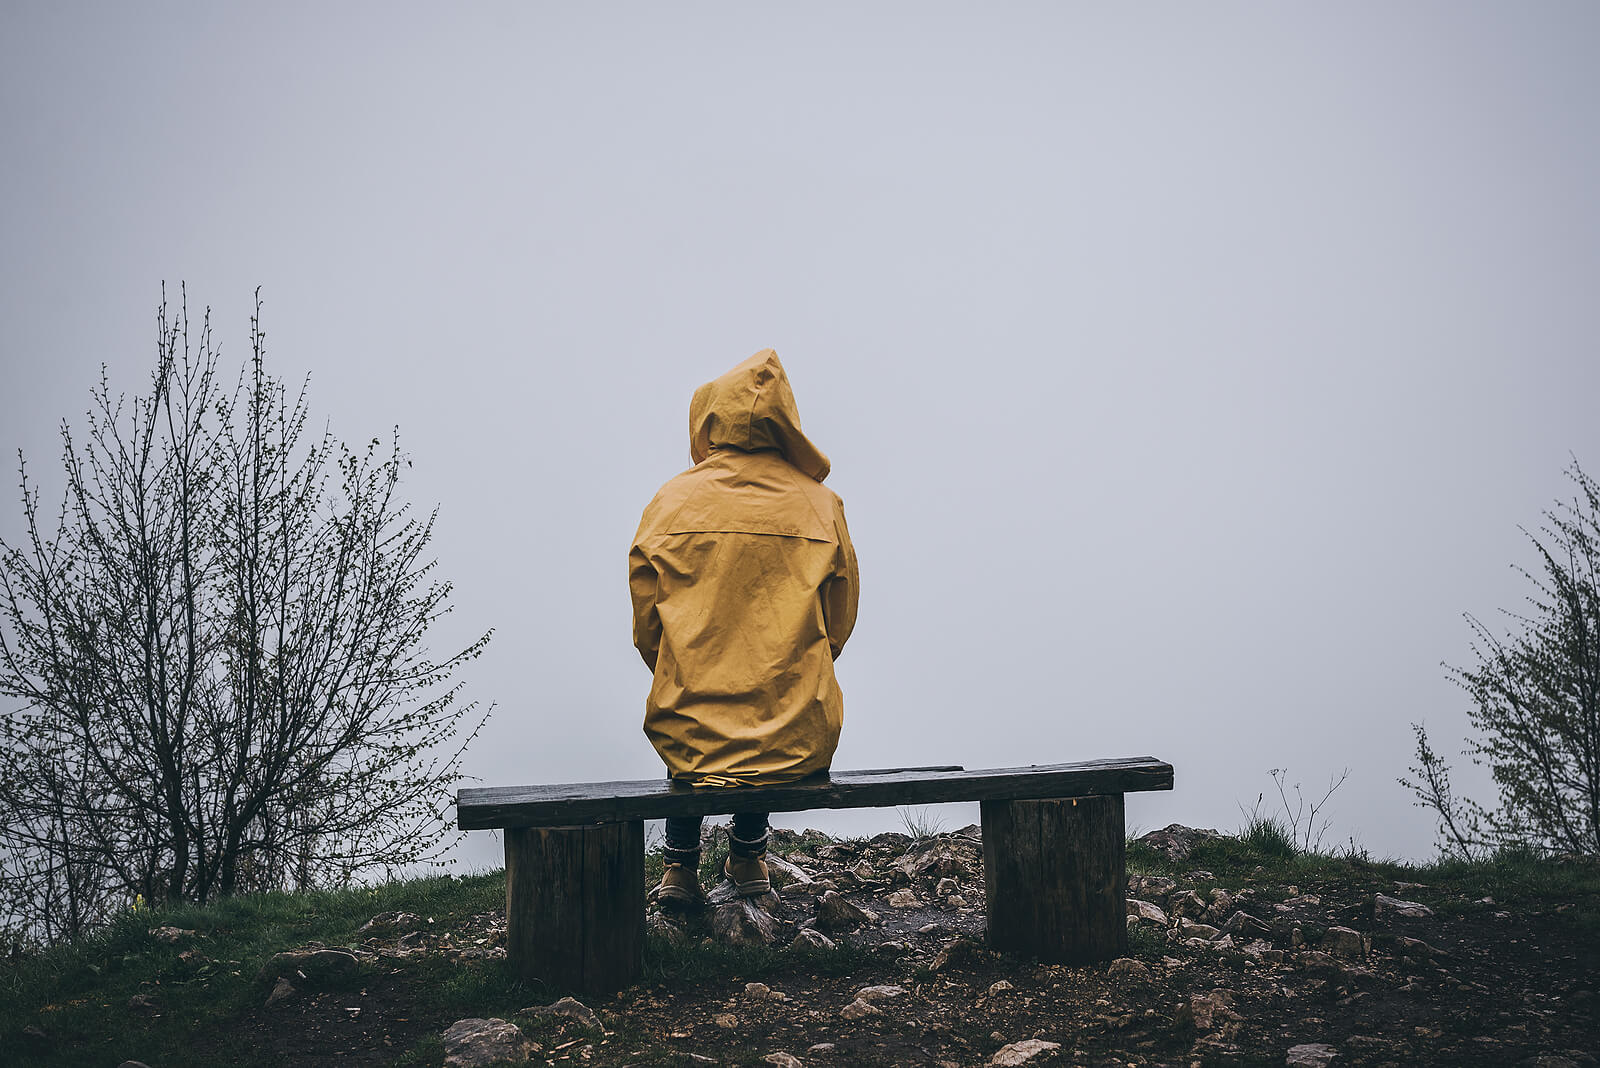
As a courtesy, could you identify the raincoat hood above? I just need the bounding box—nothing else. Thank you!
[632,350,858,786]
[689,349,831,482]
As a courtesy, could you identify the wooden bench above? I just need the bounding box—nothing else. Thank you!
[457,757,1173,993]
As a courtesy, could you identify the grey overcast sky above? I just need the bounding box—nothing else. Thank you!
[2,2,1597,868]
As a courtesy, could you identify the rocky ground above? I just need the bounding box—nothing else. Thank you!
[116,826,1600,1067]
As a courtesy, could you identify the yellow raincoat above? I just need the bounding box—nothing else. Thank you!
[630,350,859,787]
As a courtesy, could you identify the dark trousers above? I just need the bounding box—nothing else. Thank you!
[664,812,769,856]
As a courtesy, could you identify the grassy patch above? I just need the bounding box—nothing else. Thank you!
[1237,814,1297,862]
[1125,920,1165,960]
[0,872,506,1068]
[896,806,949,840]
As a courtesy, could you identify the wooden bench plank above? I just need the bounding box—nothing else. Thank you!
[457,757,1172,829]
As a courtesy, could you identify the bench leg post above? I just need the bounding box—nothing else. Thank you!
[981,794,1127,964]
[504,821,644,994]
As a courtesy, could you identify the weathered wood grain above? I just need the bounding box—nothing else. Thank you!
[982,795,1127,963]
[504,821,643,992]
[458,758,1172,830]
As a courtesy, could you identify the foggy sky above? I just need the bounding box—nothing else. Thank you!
[3,2,1598,869]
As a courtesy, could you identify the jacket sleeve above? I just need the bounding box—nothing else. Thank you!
[629,539,662,671]
[822,497,859,660]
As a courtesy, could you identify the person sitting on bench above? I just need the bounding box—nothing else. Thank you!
[629,349,859,906]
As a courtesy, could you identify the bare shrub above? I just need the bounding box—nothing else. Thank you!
[1403,457,1600,859]
[0,287,490,946]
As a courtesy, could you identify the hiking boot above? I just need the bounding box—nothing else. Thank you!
[723,832,771,897]
[652,849,704,909]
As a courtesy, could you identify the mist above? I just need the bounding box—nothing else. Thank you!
[3,2,1597,870]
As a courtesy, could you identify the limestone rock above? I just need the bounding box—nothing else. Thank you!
[707,880,790,915]
[525,995,601,1030]
[1135,824,1222,861]
[1222,910,1275,940]
[856,984,908,1001]
[946,893,969,908]
[840,997,880,1020]
[713,1013,739,1029]
[815,890,877,932]
[1130,874,1178,899]
[360,911,422,936]
[257,947,362,984]
[763,1054,803,1068]
[791,928,836,950]
[1284,1042,1339,1067]
[890,852,923,882]
[1178,990,1228,1030]
[990,1038,1061,1065]
[887,889,920,908]
[1239,939,1283,963]
[1322,926,1368,959]
[1374,893,1434,919]
[117,1062,155,1068]
[148,926,196,943]
[850,859,880,883]
[765,854,814,890]
[1205,888,1238,923]
[914,848,972,881]
[265,976,296,1007]
[712,896,780,946]
[1108,957,1150,979]
[1178,918,1221,940]
[743,981,787,1002]
[1395,935,1446,960]
[1296,951,1350,981]
[648,912,692,947]
[1168,889,1207,919]
[441,1018,533,1067]
[1126,899,1169,925]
